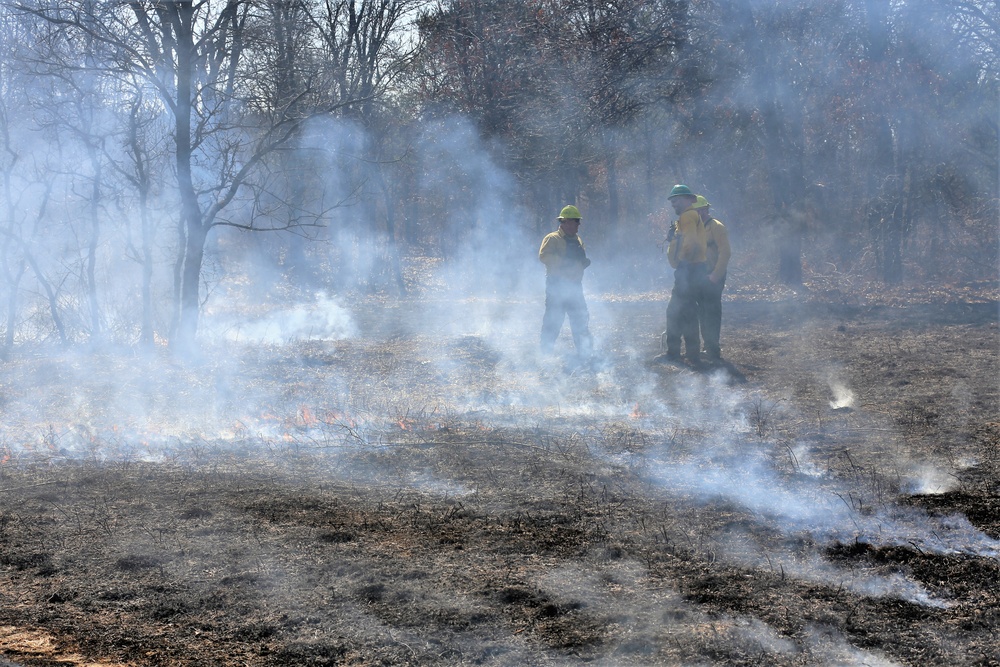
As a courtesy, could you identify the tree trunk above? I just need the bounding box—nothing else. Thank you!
[85,142,102,341]
[171,1,206,351]
[176,220,207,347]
[1,141,20,357]
[2,257,25,359]
[139,195,154,348]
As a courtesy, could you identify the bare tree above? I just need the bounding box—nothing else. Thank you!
[0,6,73,349]
[19,0,354,350]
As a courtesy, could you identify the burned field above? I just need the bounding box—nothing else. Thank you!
[0,291,997,666]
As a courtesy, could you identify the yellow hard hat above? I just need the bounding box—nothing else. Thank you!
[558,205,582,219]
[692,195,711,209]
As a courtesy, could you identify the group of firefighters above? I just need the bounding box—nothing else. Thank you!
[538,184,731,365]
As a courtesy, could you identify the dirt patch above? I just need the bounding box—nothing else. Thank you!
[0,291,997,666]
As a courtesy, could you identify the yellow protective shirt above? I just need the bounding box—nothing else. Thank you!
[539,228,590,282]
[666,207,707,269]
[705,217,731,282]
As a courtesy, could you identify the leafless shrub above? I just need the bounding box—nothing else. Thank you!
[748,396,782,440]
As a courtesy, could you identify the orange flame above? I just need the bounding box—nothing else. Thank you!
[298,405,318,428]
[321,409,355,427]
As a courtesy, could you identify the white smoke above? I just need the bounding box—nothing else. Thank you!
[828,379,855,410]
[803,625,904,667]
[208,292,357,344]
[901,462,960,495]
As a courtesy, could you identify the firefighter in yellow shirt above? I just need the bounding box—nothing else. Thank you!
[693,196,731,360]
[661,185,709,362]
[538,205,593,358]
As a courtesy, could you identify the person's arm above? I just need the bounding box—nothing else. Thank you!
[709,221,731,282]
[539,233,562,269]
[579,238,591,269]
[666,231,680,269]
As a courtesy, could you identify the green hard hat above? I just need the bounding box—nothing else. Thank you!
[668,184,694,199]
[558,205,582,219]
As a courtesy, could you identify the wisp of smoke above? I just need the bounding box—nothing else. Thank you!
[828,380,855,410]
[901,462,960,495]
[212,292,357,344]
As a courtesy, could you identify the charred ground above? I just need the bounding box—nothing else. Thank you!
[0,288,997,666]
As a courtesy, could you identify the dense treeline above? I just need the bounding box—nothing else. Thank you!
[0,0,996,350]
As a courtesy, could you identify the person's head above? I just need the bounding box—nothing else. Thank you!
[668,184,696,215]
[557,205,582,236]
[692,195,711,222]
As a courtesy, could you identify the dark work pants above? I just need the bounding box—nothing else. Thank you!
[665,263,708,358]
[699,274,726,358]
[541,277,592,356]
